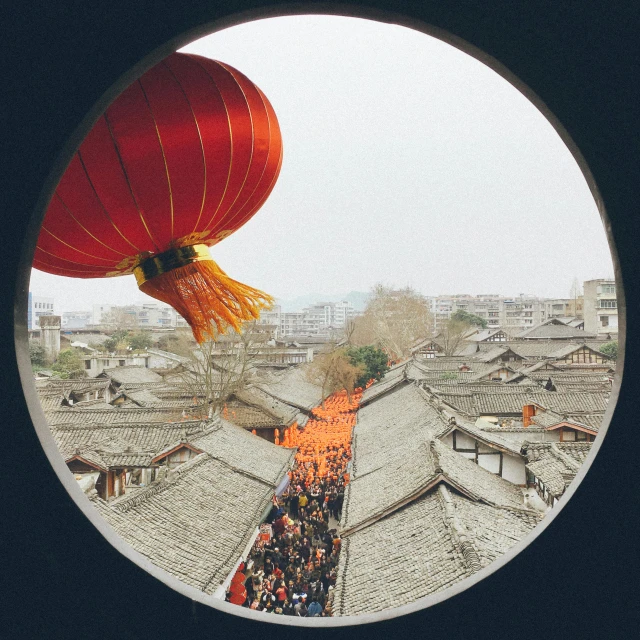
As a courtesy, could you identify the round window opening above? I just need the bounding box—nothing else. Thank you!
[25,14,620,625]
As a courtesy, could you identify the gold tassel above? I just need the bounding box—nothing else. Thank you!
[134,244,273,343]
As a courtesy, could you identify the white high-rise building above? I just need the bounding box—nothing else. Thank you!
[583,279,618,336]
[92,302,186,328]
[28,292,55,330]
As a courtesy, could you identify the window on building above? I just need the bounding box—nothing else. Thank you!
[601,316,609,327]
[84,360,91,369]
[600,300,617,308]
[602,284,616,294]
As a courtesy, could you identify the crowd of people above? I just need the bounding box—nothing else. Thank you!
[226,387,367,617]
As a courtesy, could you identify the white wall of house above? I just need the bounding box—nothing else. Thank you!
[455,431,476,449]
[83,354,150,377]
[502,453,527,485]
[478,451,501,473]
[444,429,527,484]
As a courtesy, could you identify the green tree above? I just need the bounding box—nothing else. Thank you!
[450,309,487,329]
[29,343,46,367]
[52,349,86,379]
[346,345,389,387]
[599,341,618,361]
[129,331,153,351]
[104,329,130,353]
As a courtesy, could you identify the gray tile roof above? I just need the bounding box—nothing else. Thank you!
[433,391,478,417]
[527,372,611,383]
[190,418,295,487]
[522,442,592,497]
[334,492,469,616]
[71,399,115,409]
[545,343,609,360]
[441,418,523,455]
[342,438,531,534]
[516,322,596,340]
[474,393,534,416]
[477,426,555,449]
[415,371,482,384]
[146,348,192,365]
[351,383,450,479]
[330,370,544,616]
[101,366,164,384]
[254,366,325,411]
[469,364,520,381]
[360,365,409,405]
[473,345,515,363]
[426,382,610,419]
[51,420,210,461]
[360,366,410,407]
[116,389,166,407]
[405,359,434,380]
[413,357,482,372]
[566,414,604,430]
[334,477,539,616]
[93,453,275,595]
[430,387,539,418]
[432,439,530,509]
[119,382,182,392]
[47,406,190,426]
[37,393,66,412]
[35,378,111,394]
[230,388,299,426]
[516,361,560,375]
[425,382,540,395]
[446,492,540,565]
[526,391,610,414]
[506,342,582,358]
[466,329,510,342]
[530,409,603,433]
[455,342,484,356]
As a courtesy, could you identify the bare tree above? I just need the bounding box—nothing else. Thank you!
[342,317,357,345]
[178,322,270,418]
[569,277,583,318]
[350,284,433,359]
[439,317,474,356]
[305,347,364,406]
[159,329,197,358]
[102,306,139,330]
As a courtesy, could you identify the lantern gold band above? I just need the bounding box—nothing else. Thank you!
[133,244,211,286]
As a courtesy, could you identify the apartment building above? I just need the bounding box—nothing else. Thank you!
[583,279,618,336]
[28,292,55,330]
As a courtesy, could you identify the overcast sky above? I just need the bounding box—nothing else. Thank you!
[29,15,614,314]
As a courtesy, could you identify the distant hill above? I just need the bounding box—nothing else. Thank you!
[276,291,369,313]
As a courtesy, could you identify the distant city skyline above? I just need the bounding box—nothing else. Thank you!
[29,284,612,318]
[29,15,614,318]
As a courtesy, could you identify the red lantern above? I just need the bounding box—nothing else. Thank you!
[34,53,282,342]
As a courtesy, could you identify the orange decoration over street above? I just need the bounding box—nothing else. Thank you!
[279,380,374,487]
